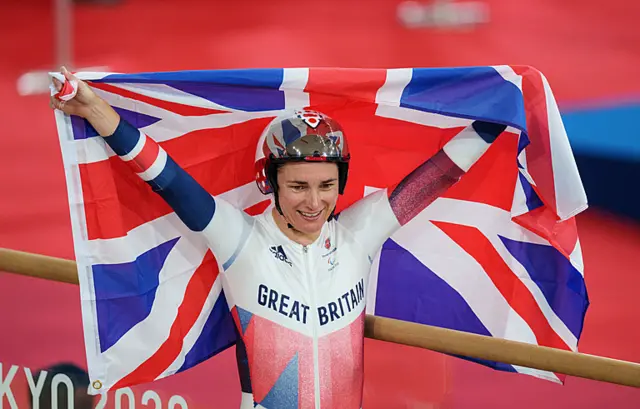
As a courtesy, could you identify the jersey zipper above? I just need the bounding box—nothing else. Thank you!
[303,244,321,409]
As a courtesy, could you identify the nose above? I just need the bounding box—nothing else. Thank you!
[307,188,320,209]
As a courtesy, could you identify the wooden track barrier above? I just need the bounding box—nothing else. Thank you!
[2,247,640,388]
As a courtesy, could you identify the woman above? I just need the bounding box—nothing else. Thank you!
[51,67,506,409]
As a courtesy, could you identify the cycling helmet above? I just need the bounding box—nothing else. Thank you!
[255,110,350,204]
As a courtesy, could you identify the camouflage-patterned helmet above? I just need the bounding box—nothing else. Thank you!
[255,109,351,195]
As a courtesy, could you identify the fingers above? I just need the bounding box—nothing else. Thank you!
[52,76,63,91]
[61,66,79,82]
[50,95,66,111]
[61,66,72,79]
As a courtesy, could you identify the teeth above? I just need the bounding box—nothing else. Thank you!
[300,211,322,217]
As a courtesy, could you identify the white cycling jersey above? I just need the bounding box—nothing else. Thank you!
[103,116,499,409]
[209,190,400,409]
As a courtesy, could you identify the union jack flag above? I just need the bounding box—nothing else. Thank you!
[52,66,589,393]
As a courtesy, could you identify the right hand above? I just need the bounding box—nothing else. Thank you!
[49,67,120,136]
[50,67,103,119]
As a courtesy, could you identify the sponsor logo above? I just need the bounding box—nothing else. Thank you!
[269,245,292,266]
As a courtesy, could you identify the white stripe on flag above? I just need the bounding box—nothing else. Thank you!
[100,238,209,389]
[423,198,548,245]
[376,68,413,105]
[106,82,233,111]
[159,274,224,379]
[570,238,585,275]
[91,86,182,123]
[375,104,471,129]
[49,71,116,82]
[518,144,528,170]
[491,65,523,91]
[511,172,531,218]
[423,198,578,350]
[513,365,561,383]
[281,68,310,108]
[86,213,195,265]
[141,110,285,142]
[56,106,108,391]
[218,181,270,211]
[488,228,578,350]
[392,219,541,344]
[540,74,588,220]
[73,110,284,164]
[85,182,266,265]
[75,136,112,164]
[75,72,119,80]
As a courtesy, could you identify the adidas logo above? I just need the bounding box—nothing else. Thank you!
[269,245,292,266]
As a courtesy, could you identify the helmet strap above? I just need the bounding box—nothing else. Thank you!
[274,194,295,230]
[267,163,295,229]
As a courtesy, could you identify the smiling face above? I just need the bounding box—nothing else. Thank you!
[274,161,340,242]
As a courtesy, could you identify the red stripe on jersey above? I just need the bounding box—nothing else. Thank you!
[319,312,365,409]
[124,135,160,174]
[434,221,572,354]
[245,316,314,405]
[89,82,230,116]
[112,250,219,390]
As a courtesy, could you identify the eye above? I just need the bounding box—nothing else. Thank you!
[290,185,305,192]
[320,183,335,190]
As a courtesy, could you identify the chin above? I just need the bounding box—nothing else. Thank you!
[293,209,330,234]
[295,219,325,235]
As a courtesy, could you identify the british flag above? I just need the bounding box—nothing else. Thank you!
[52,66,589,393]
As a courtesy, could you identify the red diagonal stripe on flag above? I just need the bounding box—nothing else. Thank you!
[433,221,571,353]
[112,250,219,390]
[89,82,230,116]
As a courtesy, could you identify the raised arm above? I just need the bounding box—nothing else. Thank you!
[338,120,507,257]
[104,117,218,231]
[50,68,252,268]
[388,120,507,224]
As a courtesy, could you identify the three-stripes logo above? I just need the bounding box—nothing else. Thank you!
[270,245,292,266]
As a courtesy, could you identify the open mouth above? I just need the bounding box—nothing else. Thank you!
[298,210,323,221]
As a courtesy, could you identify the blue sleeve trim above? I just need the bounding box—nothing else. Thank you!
[222,215,252,270]
[148,156,216,232]
[104,118,140,156]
